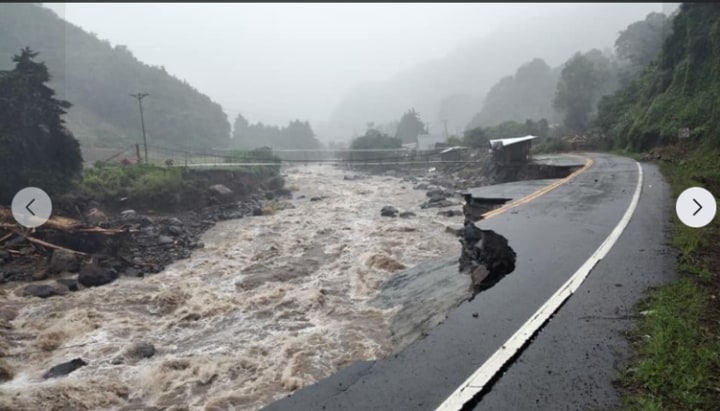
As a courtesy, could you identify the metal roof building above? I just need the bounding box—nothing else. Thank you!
[489,135,538,164]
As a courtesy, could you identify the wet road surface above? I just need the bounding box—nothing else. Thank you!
[263,153,678,411]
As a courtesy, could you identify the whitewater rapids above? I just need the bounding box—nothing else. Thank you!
[0,164,465,410]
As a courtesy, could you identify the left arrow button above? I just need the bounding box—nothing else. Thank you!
[26,198,36,216]
[11,187,52,228]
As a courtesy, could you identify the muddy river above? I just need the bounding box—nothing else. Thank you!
[0,164,469,410]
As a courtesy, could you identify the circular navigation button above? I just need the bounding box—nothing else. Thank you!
[675,187,716,228]
[11,187,53,228]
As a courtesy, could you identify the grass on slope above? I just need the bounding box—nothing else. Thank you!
[620,144,720,410]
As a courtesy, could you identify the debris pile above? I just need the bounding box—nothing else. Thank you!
[0,199,261,291]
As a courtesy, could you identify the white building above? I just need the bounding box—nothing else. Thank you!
[416,134,446,150]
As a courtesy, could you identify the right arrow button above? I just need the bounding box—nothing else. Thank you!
[676,187,716,228]
[693,198,703,216]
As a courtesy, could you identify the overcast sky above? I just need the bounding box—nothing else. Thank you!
[44,3,673,129]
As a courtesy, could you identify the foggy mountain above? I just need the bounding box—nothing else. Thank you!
[329,3,671,136]
[466,58,562,130]
[0,3,230,151]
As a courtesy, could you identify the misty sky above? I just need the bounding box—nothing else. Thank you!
[44,3,674,131]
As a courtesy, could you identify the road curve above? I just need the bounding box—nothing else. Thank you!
[263,153,678,411]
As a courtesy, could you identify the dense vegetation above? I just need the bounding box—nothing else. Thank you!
[342,128,404,162]
[553,49,618,133]
[598,4,720,150]
[0,48,82,203]
[467,11,671,141]
[0,3,231,150]
[224,147,283,177]
[349,129,402,150]
[231,114,322,150]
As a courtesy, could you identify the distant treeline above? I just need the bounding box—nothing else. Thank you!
[231,114,322,150]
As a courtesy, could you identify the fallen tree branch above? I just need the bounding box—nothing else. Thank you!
[0,232,12,243]
[24,236,87,256]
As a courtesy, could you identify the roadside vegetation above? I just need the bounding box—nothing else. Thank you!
[620,145,720,410]
[598,4,720,408]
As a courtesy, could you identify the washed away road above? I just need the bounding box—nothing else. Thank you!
[263,152,678,411]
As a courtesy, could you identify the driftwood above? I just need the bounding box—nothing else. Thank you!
[25,236,87,256]
[0,206,127,256]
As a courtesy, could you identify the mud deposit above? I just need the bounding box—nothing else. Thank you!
[0,165,464,410]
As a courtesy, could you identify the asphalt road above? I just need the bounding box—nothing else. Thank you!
[263,153,678,411]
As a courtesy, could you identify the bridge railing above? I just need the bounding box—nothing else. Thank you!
[98,144,477,170]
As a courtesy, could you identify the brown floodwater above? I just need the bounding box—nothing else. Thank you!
[0,164,464,411]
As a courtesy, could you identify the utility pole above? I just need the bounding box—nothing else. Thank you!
[130,92,149,164]
[442,119,449,139]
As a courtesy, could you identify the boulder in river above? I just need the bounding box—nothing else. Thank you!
[112,342,156,365]
[426,189,448,199]
[22,284,64,299]
[43,358,87,379]
[0,360,13,382]
[48,250,80,274]
[437,209,464,217]
[380,206,399,217]
[420,199,455,209]
[399,211,416,218]
[120,209,137,219]
[78,263,118,287]
[56,278,79,291]
[210,184,233,196]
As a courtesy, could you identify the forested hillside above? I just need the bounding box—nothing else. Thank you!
[598,3,720,150]
[465,10,671,144]
[466,58,561,130]
[0,3,230,151]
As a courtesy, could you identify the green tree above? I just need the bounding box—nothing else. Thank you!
[553,50,615,133]
[0,47,82,203]
[350,129,402,150]
[282,119,321,149]
[395,108,427,144]
[463,127,490,148]
[230,114,321,150]
[615,12,670,70]
[347,129,402,162]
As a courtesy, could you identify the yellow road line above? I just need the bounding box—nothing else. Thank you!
[480,156,594,220]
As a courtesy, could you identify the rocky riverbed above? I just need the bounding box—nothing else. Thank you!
[0,163,482,410]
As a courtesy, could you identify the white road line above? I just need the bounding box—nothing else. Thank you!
[436,161,644,411]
